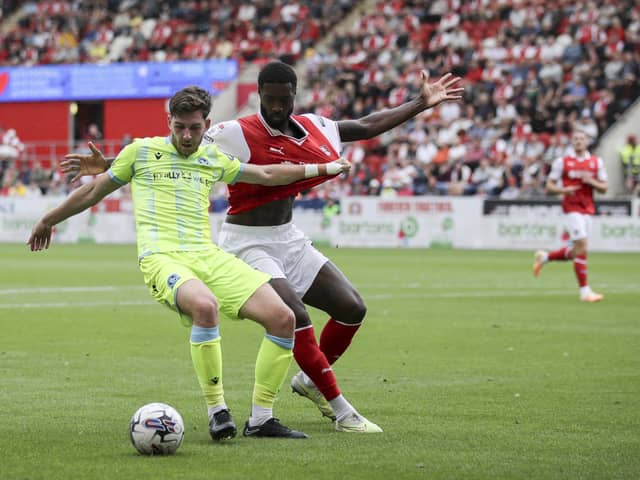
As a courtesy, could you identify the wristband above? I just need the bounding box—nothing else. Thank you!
[325,161,342,175]
[304,164,319,178]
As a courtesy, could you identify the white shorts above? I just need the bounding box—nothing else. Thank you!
[218,221,328,297]
[564,212,592,241]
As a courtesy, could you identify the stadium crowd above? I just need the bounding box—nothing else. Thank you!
[0,0,353,65]
[298,0,640,200]
[1,0,640,201]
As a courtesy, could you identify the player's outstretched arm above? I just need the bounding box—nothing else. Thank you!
[60,141,112,182]
[28,173,121,251]
[238,158,351,186]
[337,71,464,142]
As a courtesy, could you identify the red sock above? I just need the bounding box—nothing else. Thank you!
[293,326,340,401]
[319,318,361,365]
[573,254,588,287]
[548,246,572,261]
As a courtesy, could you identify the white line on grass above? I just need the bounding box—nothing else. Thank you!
[2,283,638,296]
[0,286,146,295]
[366,291,574,300]
[0,300,155,309]
[0,289,627,309]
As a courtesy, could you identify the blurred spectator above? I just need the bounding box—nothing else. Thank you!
[436,160,472,196]
[519,154,545,198]
[29,159,53,195]
[620,134,640,195]
[84,123,103,142]
[120,133,133,149]
[322,197,340,229]
[499,175,521,200]
[467,157,505,197]
[0,127,24,161]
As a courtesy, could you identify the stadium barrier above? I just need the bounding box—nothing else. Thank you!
[3,196,639,252]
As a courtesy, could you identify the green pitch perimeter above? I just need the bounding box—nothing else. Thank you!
[1,244,638,480]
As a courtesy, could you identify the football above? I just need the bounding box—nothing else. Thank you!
[129,403,185,455]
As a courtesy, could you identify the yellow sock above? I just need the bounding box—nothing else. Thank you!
[253,336,293,408]
[190,337,224,408]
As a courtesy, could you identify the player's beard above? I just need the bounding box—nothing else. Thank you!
[261,104,293,131]
[172,134,199,157]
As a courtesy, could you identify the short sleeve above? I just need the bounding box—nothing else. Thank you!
[108,142,137,185]
[301,113,342,152]
[548,157,563,182]
[203,120,251,163]
[596,157,608,181]
[204,144,244,184]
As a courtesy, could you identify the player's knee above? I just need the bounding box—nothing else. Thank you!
[271,303,295,336]
[342,296,367,324]
[292,305,312,329]
[573,240,588,256]
[574,245,587,256]
[187,296,219,326]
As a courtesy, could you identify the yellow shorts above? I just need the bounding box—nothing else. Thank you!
[139,245,270,326]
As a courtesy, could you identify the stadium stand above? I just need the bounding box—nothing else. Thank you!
[1,0,639,202]
[298,0,640,200]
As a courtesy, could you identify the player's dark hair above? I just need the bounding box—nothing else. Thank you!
[169,86,212,119]
[258,62,297,90]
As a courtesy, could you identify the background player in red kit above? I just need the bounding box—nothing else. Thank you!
[62,62,464,432]
[532,129,608,302]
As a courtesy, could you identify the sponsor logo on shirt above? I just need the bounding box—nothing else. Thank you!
[269,146,285,155]
[151,170,214,187]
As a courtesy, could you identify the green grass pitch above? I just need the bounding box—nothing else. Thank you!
[1,244,638,479]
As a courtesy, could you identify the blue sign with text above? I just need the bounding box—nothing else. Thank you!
[0,60,238,102]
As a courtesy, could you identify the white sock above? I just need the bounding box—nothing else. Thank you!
[329,395,356,421]
[580,286,592,297]
[208,404,228,420]
[248,405,272,427]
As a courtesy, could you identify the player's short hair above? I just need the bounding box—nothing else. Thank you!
[571,127,589,138]
[169,86,212,119]
[258,61,297,90]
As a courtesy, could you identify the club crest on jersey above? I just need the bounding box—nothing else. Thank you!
[154,152,162,159]
[319,145,332,156]
[196,157,210,166]
[167,273,181,288]
[269,146,285,155]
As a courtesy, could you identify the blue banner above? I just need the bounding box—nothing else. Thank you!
[0,60,238,102]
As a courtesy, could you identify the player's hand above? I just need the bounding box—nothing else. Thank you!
[335,157,351,174]
[563,185,580,195]
[60,141,108,182]
[420,71,465,109]
[579,172,595,185]
[27,220,53,251]
[323,158,352,176]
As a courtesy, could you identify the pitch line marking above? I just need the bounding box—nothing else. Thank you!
[0,286,145,295]
[0,288,632,309]
[0,300,155,309]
